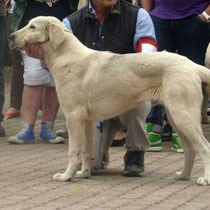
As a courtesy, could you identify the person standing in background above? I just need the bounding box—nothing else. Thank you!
[142,0,210,152]
[8,0,79,144]
[4,0,23,119]
[0,0,8,137]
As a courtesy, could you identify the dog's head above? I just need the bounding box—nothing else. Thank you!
[10,16,67,50]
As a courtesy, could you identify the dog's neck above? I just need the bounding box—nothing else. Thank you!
[41,31,93,77]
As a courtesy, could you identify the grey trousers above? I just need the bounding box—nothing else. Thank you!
[0,16,6,122]
[92,101,151,170]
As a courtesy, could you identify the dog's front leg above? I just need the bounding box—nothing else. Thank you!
[53,116,83,182]
[76,121,94,178]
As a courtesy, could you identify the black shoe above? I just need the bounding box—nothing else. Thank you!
[123,151,145,177]
[111,138,126,147]
[161,123,172,141]
[55,129,68,138]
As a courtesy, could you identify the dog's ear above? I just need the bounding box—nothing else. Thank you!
[78,0,88,9]
[48,23,66,50]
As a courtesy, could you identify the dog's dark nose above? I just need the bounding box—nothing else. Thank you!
[10,33,15,41]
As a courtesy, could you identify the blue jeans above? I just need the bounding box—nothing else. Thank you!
[147,15,209,129]
[151,14,209,65]
[0,16,6,122]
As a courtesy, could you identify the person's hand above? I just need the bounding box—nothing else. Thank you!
[199,13,208,23]
[151,100,159,106]
[0,0,9,4]
[25,43,44,60]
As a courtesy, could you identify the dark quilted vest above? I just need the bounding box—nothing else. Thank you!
[66,0,139,54]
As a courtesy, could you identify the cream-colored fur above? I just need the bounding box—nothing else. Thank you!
[201,44,210,124]
[205,44,210,69]
[78,0,88,9]
[11,16,210,186]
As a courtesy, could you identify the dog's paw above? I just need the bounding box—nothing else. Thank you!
[53,173,72,182]
[197,177,210,186]
[175,171,190,180]
[75,170,90,179]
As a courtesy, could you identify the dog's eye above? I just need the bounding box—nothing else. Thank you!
[30,25,36,29]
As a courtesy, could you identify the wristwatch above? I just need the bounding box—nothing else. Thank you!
[202,11,210,22]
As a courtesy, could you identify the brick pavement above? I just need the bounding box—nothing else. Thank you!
[1,81,210,210]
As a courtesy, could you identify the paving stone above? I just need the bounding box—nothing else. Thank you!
[1,81,210,209]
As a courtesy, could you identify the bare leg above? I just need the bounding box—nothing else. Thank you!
[22,85,43,125]
[41,86,59,122]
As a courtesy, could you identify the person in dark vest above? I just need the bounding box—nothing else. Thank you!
[24,0,158,177]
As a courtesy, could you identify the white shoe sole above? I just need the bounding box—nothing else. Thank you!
[171,147,184,153]
[146,146,163,152]
[8,137,34,144]
[48,138,65,144]
[55,129,69,138]
[39,136,65,144]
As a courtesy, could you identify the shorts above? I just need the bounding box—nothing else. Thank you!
[21,51,55,87]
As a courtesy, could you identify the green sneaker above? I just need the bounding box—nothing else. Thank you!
[145,122,153,134]
[147,132,162,151]
[171,130,183,153]
[146,123,162,151]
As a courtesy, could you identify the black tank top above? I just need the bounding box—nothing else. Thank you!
[19,0,71,29]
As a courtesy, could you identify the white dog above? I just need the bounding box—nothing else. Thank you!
[10,16,210,186]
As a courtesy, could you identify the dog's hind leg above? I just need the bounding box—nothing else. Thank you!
[76,120,94,178]
[167,112,196,180]
[53,114,84,182]
[166,104,210,186]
